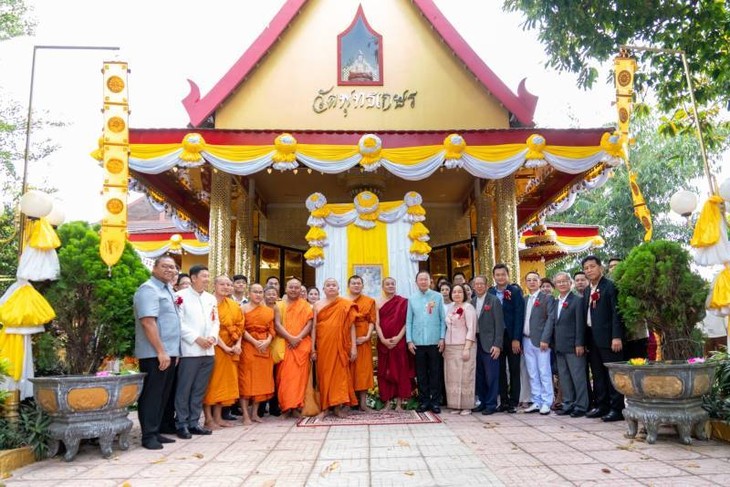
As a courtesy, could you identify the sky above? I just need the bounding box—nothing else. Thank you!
[0,0,721,223]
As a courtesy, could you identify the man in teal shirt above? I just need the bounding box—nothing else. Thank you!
[407,271,446,413]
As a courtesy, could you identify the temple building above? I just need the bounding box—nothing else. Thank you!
[96,0,621,295]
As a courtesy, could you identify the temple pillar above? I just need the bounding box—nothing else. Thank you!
[209,170,232,280]
[494,175,520,280]
[474,180,495,283]
[234,179,254,280]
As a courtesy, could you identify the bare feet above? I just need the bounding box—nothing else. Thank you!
[394,406,404,412]
[251,415,263,423]
[292,409,302,418]
[242,416,252,425]
[315,411,327,421]
[361,404,374,413]
[334,406,347,418]
[217,420,235,428]
[204,421,221,430]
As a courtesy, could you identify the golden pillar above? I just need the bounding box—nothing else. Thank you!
[209,170,232,280]
[474,180,495,282]
[234,180,254,279]
[494,175,520,280]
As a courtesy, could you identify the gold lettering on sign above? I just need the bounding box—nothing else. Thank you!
[313,86,418,117]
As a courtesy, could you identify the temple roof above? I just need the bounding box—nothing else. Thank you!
[182,0,538,128]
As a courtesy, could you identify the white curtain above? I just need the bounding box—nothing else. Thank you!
[316,225,349,293]
[386,218,418,298]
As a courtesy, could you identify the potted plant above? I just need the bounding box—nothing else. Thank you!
[607,240,715,444]
[703,348,730,442]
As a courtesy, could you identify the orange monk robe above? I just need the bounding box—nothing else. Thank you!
[350,294,376,392]
[276,299,314,411]
[204,297,245,406]
[315,297,358,410]
[239,305,275,402]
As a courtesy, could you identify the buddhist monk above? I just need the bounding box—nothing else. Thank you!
[311,278,357,419]
[275,278,314,417]
[347,275,376,411]
[238,283,275,425]
[203,275,244,429]
[376,277,414,411]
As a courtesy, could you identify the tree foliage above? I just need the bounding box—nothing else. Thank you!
[44,222,149,375]
[613,240,707,361]
[504,0,730,115]
[0,0,34,40]
[550,110,728,261]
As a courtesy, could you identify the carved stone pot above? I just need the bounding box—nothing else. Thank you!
[30,373,145,461]
[606,361,715,445]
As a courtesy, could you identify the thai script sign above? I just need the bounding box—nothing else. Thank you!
[313,86,417,117]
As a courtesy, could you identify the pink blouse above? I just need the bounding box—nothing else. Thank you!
[445,302,477,345]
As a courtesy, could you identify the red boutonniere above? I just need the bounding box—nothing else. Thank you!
[211,308,217,322]
[590,290,600,309]
[175,296,183,307]
[455,307,464,316]
[483,304,492,312]
[562,301,569,309]
[503,289,512,300]
[534,299,541,307]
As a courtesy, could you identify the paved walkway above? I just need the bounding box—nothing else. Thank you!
[5,410,730,486]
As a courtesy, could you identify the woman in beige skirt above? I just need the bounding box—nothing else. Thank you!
[443,284,477,415]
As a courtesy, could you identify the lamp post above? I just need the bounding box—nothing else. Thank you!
[18,45,120,253]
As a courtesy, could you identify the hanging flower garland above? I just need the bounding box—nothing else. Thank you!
[443,134,466,169]
[272,133,299,171]
[180,133,206,165]
[403,191,431,261]
[353,191,380,229]
[524,134,547,168]
[600,132,626,167]
[358,134,383,172]
[304,193,328,267]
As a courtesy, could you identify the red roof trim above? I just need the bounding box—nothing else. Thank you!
[128,232,196,242]
[183,0,537,127]
[522,226,599,238]
[129,127,607,147]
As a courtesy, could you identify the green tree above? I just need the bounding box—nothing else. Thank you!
[44,221,149,375]
[0,0,35,40]
[550,110,728,260]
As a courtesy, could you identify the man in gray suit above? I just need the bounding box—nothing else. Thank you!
[552,272,588,417]
[471,275,505,415]
[522,272,556,415]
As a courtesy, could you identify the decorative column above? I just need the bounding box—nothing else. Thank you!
[209,170,232,280]
[474,180,495,282]
[494,175,520,280]
[234,180,254,279]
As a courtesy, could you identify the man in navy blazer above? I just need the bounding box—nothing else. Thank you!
[552,272,589,417]
[471,275,505,415]
[582,255,625,422]
[488,263,525,413]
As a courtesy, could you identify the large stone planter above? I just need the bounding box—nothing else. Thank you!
[606,361,715,445]
[30,373,145,461]
[0,447,35,476]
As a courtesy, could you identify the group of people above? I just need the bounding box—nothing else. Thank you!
[133,252,633,450]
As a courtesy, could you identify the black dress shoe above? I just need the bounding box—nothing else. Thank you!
[601,410,624,422]
[189,425,213,435]
[496,404,508,412]
[431,405,441,414]
[586,407,608,419]
[482,409,495,416]
[555,408,573,416]
[416,404,429,413]
[142,439,163,450]
[157,435,176,444]
[570,410,586,418]
[176,427,192,439]
[159,426,177,435]
[506,406,516,414]
[471,404,487,413]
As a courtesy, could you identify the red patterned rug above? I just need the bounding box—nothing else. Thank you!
[296,409,442,427]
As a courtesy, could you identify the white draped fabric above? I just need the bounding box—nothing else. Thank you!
[316,225,349,294]
[134,241,210,259]
[16,247,60,281]
[386,218,419,298]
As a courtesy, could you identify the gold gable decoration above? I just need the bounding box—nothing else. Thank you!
[99,61,130,267]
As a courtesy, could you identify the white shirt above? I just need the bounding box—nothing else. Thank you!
[557,294,569,319]
[475,293,486,318]
[587,283,598,327]
[176,287,219,357]
[523,291,540,336]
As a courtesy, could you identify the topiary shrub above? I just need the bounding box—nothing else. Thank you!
[613,240,708,361]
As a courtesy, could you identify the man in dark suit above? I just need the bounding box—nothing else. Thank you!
[522,272,556,415]
[488,263,525,413]
[582,255,625,422]
[471,275,505,415]
[552,272,589,417]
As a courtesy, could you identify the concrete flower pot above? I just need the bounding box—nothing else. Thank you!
[30,373,145,461]
[606,361,715,444]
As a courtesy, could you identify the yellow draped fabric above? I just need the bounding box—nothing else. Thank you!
[464,144,525,161]
[0,284,56,327]
[298,144,359,160]
[708,264,730,312]
[27,218,61,250]
[691,195,724,248]
[347,221,389,279]
[628,171,653,242]
[205,145,274,160]
[0,333,24,381]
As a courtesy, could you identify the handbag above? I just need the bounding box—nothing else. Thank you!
[271,301,287,364]
[302,367,321,417]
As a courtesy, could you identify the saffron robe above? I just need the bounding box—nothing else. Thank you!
[315,297,357,409]
[350,294,376,392]
[204,297,245,406]
[239,304,275,402]
[377,295,415,401]
[276,298,314,411]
